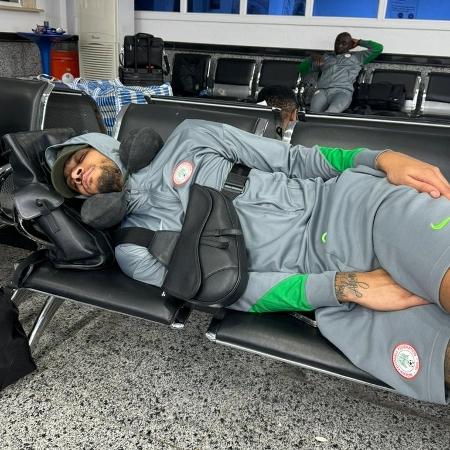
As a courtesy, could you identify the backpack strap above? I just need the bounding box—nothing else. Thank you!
[222,163,250,200]
[113,226,155,248]
[112,228,178,266]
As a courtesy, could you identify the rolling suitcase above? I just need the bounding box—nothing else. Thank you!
[120,33,170,86]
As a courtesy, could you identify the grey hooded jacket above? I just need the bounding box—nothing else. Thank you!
[45,120,379,313]
[46,120,383,312]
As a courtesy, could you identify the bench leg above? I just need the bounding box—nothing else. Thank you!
[28,295,64,351]
[11,289,29,307]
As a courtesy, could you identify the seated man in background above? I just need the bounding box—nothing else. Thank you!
[46,120,450,404]
[299,32,383,113]
[257,85,299,138]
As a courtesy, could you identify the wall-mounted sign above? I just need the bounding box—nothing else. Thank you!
[387,0,418,19]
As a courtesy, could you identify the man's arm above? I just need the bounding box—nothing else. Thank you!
[115,229,428,313]
[298,54,323,76]
[352,39,383,64]
[170,119,383,181]
[222,120,450,199]
[115,243,167,287]
[335,270,428,311]
[229,269,428,314]
[376,151,450,200]
[171,120,450,195]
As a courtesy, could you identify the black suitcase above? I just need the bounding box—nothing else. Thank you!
[120,33,170,86]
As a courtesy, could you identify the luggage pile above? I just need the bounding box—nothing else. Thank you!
[120,33,171,87]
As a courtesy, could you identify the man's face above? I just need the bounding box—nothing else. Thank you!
[334,35,352,54]
[63,147,123,196]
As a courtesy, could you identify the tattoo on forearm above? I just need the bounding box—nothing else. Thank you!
[335,272,369,302]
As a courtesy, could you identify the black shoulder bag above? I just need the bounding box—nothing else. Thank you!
[4,129,114,270]
[114,164,250,308]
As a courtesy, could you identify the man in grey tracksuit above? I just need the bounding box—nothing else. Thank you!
[46,119,450,404]
[299,32,383,113]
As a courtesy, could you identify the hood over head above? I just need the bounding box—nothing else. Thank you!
[45,133,125,198]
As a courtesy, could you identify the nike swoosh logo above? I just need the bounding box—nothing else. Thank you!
[430,216,450,230]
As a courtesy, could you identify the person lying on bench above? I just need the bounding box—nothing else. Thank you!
[46,119,450,404]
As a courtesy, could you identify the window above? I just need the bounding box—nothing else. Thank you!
[313,0,379,18]
[188,0,240,14]
[0,0,37,9]
[0,0,20,6]
[134,0,180,12]
[386,0,450,20]
[247,0,305,15]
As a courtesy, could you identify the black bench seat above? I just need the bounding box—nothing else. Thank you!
[21,261,187,326]
[207,311,391,390]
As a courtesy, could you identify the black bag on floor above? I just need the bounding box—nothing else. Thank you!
[354,83,406,111]
[120,33,170,86]
[0,287,36,390]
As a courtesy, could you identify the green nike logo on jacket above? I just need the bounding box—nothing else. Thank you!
[430,216,450,230]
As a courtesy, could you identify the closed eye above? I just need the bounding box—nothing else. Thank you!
[77,149,88,163]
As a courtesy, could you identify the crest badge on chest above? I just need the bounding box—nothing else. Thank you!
[172,161,194,187]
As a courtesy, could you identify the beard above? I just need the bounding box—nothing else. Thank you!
[97,164,124,194]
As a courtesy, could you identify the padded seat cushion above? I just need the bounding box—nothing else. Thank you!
[22,262,184,324]
[0,78,49,139]
[258,60,300,89]
[425,73,450,103]
[371,70,420,100]
[211,311,390,388]
[44,86,107,135]
[214,59,255,85]
[116,101,279,141]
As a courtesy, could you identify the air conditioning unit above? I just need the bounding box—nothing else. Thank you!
[78,0,134,79]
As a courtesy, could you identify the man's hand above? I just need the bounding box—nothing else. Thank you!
[351,38,360,49]
[335,269,429,311]
[312,54,324,67]
[376,150,450,200]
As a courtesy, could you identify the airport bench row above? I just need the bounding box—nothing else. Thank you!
[170,53,301,100]
[169,53,450,120]
[2,84,450,398]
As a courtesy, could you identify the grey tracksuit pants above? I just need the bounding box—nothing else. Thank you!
[313,166,450,404]
[310,88,353,113]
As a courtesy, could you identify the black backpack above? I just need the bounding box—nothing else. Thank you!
[354,83,406,111]
[0,287,36,390]
[120,33,170,86]
[3,129,115,270]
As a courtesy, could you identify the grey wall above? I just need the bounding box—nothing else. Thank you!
[0,42,40,77]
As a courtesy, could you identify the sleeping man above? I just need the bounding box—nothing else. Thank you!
[45,119,450,404]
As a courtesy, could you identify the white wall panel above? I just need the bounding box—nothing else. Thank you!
[135,11,450,57]
[0,0,65,32]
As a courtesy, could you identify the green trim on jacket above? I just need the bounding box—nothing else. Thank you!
[318,146,365,172]
[360,40,384,64]
[249,274,313,313]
